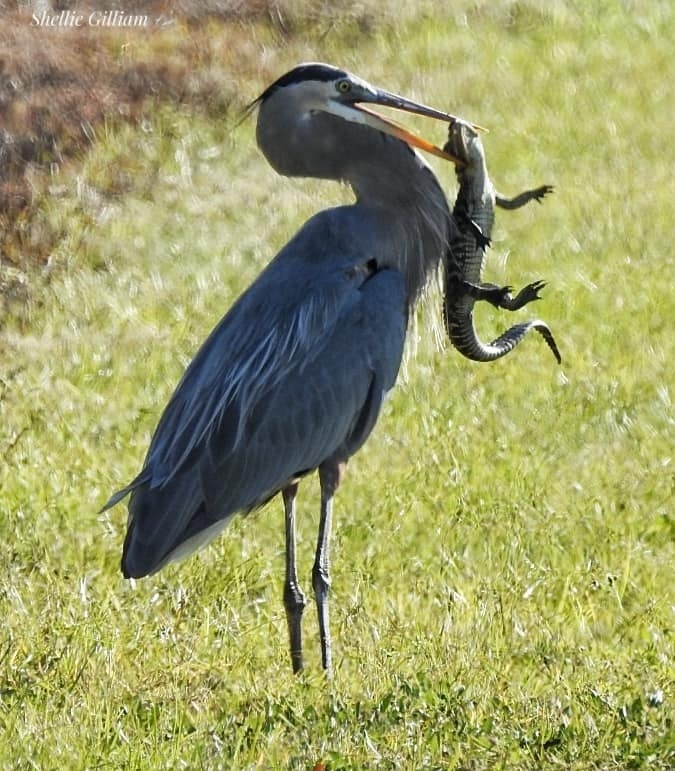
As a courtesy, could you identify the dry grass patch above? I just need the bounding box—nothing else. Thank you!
[0,0,378,299]
[0,7,259,271]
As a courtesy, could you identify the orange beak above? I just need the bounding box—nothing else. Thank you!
[354,104,466,164]
[346,85,487,166]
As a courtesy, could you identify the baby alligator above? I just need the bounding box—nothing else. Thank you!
[443,121,561,363]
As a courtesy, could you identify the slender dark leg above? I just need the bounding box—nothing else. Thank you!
[282,483,306,673]
[313,460,344,676]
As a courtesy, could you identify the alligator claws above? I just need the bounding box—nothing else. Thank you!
[472,279,547,311]
[529,185,554,204]
[509,279,547,308]
[496,185,554,210]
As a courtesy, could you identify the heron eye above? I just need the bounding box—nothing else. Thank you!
[336,79,352,94]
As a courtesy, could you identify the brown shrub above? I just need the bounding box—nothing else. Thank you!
[0,1,288,271]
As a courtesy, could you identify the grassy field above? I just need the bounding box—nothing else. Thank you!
[1,1,673,768]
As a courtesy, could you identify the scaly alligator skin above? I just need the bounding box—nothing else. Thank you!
[443,121,561,363]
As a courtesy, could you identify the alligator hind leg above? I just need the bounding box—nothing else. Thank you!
[462,279,548,310]
[493,279,548,310]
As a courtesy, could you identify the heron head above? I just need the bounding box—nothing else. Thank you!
[249,63,484,169]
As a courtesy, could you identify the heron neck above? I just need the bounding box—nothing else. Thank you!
[256,104,452,305]
[347,140,452,306]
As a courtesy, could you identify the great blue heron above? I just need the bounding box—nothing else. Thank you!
[102,62,469,675]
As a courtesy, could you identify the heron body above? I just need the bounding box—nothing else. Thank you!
[103,63,461,674]
[120,214,409,577]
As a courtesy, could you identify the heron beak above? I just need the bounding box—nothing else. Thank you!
[352,103,464,164]
[366,89,487,130]
[355,87,487,163]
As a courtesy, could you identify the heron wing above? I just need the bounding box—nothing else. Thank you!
[201,266,407,513]
[111,209,407,577]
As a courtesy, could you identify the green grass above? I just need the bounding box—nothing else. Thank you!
[1,1,674,768]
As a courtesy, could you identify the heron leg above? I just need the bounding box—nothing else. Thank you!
[313,460,345,676]
[282,482,306,674]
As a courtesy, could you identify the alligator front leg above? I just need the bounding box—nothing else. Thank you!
[496,185,554,210]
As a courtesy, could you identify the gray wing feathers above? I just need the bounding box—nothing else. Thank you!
[117,244,406,577]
